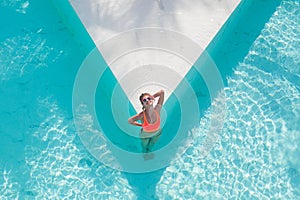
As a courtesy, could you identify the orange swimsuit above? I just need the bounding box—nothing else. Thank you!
[142,110,160,133]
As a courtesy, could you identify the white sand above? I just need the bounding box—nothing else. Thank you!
[70,0,240,111]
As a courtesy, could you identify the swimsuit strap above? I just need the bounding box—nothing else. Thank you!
[143,111,149,126]
[142,110,160,132]
[143,110,159,125]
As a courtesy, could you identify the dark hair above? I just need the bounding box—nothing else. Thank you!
[139,93,151,105]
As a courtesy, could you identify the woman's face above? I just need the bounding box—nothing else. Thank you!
[142,95,154,107]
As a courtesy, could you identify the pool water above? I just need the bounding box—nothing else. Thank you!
[0,0,299,199]
[157,1,300,199]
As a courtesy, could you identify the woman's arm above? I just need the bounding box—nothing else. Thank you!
[128,112,143,126]
[153,89,164,111]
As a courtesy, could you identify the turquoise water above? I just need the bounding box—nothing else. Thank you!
[0,0,300,199]
[157,1,300,199]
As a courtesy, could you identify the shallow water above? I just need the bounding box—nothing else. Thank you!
[0,0,299,199]
[156,1,300,199]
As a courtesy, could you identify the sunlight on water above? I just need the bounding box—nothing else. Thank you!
[22,97,136,199]
[157,1,300,199]
[0,31,63,81]
[0,169,21,199]
[0,0,299,199]
[0,0,29,14]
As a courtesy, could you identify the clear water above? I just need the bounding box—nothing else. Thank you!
[156,1,300,199]
[0,0,299,199]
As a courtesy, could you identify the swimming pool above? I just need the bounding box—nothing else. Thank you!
[0,0,299,199]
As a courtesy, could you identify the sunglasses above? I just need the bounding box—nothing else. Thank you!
[142,97,153,103]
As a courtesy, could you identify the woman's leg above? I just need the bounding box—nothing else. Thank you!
[147,130,162,151]
[140,129,162,153]
[141,138,151,153]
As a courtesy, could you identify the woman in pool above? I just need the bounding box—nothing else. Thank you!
[128,89,164,153]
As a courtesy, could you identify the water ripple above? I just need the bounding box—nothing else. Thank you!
[156,1,300,199]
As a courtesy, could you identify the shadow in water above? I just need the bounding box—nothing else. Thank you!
[71,0,282,199]
[206,0,282,86]
[123,169,165,200]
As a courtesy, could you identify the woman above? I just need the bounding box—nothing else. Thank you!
[128,89,164,153]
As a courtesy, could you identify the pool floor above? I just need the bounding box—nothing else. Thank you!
[0,0,300,199]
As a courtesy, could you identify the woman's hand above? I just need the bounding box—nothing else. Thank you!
[152,89,164,98]
[128,112,143,126]
[128,118,143,126]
